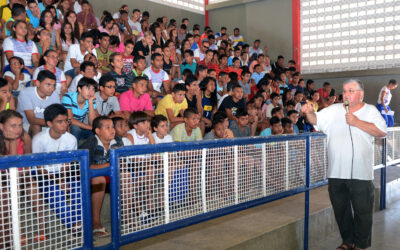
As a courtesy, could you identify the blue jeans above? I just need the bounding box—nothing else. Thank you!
[33,171,82,228]
[376,103,394,127]
[70,125,93,142]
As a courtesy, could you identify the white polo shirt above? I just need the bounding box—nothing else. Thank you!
[316,103,387,180]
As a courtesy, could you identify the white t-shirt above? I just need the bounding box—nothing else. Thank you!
[3,37,39,67]
[128,129,149,145]
[33,66,66,94]
[144,66,169,93]
[377,86,392,105]
[265,103,278,118]
[128,19,142,34]
[4,71,31,92]
[316,103,387,180]
[68,72,102,93]
[64,44,97,72]
[32,128,77,173]
[74,1,82,13]
[153,132,173,144]
[194,48,205,61]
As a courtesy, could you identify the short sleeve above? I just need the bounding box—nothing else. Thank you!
[194,49,200,58]
[195,128,202,140]
[31,41,39,54]
[3,71,14,79]
[61,93,74,109]
[3,38,13,53]
[368,105,387,135]
[18,89,33,111]
[32,68,40,80]
[144,68,152,81]
[163,71,169,82]
[315,104,335,133]
[60,71,67,83]
[32,134,43,153]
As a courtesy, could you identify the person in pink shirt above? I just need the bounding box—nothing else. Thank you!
[119,76,155,120]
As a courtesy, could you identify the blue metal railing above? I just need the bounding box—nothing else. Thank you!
[107,133,328,250]
[0,130,395,250]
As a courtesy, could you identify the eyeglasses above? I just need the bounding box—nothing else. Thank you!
[203,46,209,49]
[342,89,360,94]
[104,85,117,89]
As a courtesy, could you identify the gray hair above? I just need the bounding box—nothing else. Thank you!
[343,79,364,91]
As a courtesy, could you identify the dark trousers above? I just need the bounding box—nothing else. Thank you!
[328,178,374,249]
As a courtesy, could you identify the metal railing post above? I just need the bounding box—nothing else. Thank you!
[304,136,311,250]
[380,138,387,210]
[234,146,239,204]
[9,168,21,250]
[79,152,93,249]
[110,150,121,249]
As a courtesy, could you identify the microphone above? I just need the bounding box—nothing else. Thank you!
[344,100,349,113]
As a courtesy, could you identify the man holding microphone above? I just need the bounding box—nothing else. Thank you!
[301,79,387,250]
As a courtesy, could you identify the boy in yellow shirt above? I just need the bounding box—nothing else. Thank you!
[155,84,187,129]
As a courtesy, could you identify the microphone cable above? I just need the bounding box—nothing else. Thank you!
[345,101,354,179]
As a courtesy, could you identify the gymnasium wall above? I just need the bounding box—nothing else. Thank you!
[209,0,400,123]
[208,0,293,63]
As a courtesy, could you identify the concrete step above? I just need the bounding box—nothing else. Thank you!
[94,169,398,249]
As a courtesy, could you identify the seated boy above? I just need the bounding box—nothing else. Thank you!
[68,61,97,93]
[96,75,121,117]
[105,52,135,95]
[151,115,173,144]
[287,110,300,134]
[170,108,202,142]
[62,77,99,142]
[281,117,294,134]
[127,111,159,222]
[229,109,254,137]
[119,76,154,120]
[239,70,252,100]
[265,93,281,119]
[79,116,127,237]
[218,84,247,122]
[259,107,284,136]
[180,49,197,76]
[17,70,59,136]
[270,117,283,135]
[32,104,81,231]
[144,53,170,102]
[155,84,188,129]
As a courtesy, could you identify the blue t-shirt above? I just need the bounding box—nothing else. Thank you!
[62,92,96,122]
[251,72,265,84]
[260,128,271,136]
[27,12,40,29]
[201,92,213,119]
[180,62,197,75]
[293,124,300,134]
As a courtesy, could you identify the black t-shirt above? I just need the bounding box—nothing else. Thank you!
[186,94,198,110]
[163,58,172,74]
[218,96,247,117]
[132,40,150,58]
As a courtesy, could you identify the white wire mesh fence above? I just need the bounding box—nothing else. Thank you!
[0,163,84,250]
[118,136,328,236]
[386,127,400,166]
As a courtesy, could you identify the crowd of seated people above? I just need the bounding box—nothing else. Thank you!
[0,0,340,241]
